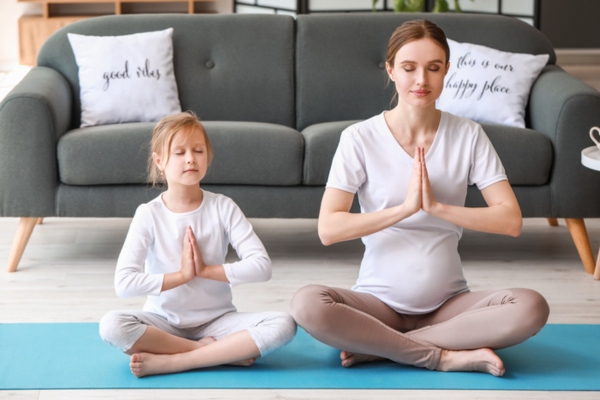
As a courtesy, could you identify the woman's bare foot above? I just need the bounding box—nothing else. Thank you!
[436,348,505,376]
[340,351,385,368]
[130,352,181,377]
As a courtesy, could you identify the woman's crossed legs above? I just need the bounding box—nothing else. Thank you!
[290,285,549,376]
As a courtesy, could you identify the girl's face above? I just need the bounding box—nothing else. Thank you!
[153,128,209,188]
[386,38,449,110]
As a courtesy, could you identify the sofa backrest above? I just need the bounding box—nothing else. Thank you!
[38,14,296,130]
[296,13,556,131]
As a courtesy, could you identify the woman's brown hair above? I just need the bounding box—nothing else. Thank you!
[387,19,450,67]
[147,111,213,187]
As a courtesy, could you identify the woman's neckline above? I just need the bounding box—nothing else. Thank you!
[380,110,445,163]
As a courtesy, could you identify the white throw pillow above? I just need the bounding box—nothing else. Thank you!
[436,39,549,128]
[68,28,181,128]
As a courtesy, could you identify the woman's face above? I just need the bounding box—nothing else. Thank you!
[386,38,449,109]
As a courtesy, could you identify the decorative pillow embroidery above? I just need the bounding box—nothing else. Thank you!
[68,28,181,128]
[436,39,549,128]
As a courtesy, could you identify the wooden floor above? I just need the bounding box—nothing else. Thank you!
[1,216,600,399]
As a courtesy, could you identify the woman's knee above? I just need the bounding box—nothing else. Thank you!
[290,284,332,329]
[519,288,550,331]
[509,288,550,339]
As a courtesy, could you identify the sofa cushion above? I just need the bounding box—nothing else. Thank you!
[57,121,304,186]
[39,14,296,130]
[481,124,553,186]
[302,120,552,187]
[67,28,181,128]
[302,120,361,185]
[437,39,549,128]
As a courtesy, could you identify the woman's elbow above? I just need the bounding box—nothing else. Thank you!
[317,219,338,246]
[319,235,332,246]
[508,215,523,237]
[318,228,335,246]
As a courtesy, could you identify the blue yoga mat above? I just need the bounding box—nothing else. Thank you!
[0,323,599,390]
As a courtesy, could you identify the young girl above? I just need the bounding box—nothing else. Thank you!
[100,112,296,377]
[291,20,549,377]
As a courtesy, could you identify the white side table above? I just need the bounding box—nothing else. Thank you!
[581,146,600,280]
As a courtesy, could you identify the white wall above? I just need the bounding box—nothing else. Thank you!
[0,0,41,69]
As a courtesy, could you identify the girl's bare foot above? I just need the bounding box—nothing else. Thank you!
[198,336,216,346]
[340,350,385,368]
[199,337,255,366]
[436,348,505,376]
[228,357,256,367]
[130,352,181,377]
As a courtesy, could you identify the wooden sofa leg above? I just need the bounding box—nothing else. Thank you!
[37,218,43,225]
[565,218,596,275]
[547,218,559,226]
[6,217,38,273]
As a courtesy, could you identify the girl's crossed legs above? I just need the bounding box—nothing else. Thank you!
[290,285,549,376]
[99,310,296,377]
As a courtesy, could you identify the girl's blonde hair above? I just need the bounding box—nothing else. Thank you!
[148,111,213,187]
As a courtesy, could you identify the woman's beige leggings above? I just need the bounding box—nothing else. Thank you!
[291,285,549,370]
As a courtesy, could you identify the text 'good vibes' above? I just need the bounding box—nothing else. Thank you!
[102,59,161,90]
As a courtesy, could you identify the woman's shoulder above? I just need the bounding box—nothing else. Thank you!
[440,111,485,141]
[342,112,387,141]
[442,111,482,131]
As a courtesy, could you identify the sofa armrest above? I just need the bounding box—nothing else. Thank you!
[0,67,72,217]
[528,65,600,217]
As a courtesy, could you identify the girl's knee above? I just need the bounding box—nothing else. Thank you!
[98,310,141,352]
[262,311,297,341]
[250,312,297,356]
[277,313,297,344]
[99,311,123,345]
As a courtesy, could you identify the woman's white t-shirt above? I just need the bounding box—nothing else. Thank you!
[114,190,271,328]
[327,111,507,314]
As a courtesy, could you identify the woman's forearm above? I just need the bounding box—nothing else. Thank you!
[318,187,419,246]
[429,201,522,237]
[318,203,413,245]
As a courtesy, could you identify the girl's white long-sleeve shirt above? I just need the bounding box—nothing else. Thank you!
[114,190,271,328]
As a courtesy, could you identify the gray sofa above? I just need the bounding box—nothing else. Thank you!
[2,13,600,273]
